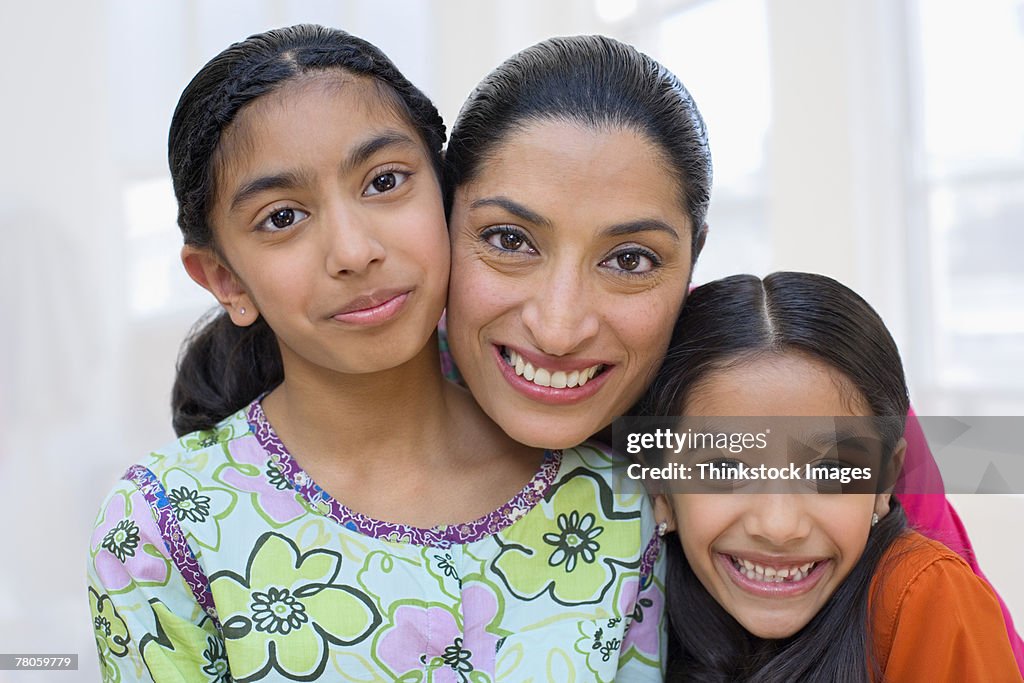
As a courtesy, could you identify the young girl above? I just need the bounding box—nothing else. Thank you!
[638,272,1021,681]
[87,25,661,681]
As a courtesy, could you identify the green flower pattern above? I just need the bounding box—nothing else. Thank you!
[87,406,662,681]
[89,587,130,682]
[211,532,382,681]
[544,510,603,571]
[168,486,212,523]
[101,520,140,563]
[492,468,642,606]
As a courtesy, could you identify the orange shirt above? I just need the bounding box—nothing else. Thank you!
[870,531,1022,681]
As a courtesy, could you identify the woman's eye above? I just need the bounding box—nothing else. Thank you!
[601,248,658,274]
[258,207,309,232]
[482,227,535,254]
[364,170,409,196]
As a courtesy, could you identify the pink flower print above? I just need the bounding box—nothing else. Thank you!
[377,604,462,677]
[460,583,501,674]
[618,576,664,661]
[219,438,304,525]
[90,488,169,592]
[377,587,500,683]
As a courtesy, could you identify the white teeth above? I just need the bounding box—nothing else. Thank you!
[731,556,818,584]
[505,348,603,390]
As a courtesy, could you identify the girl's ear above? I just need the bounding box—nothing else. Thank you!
[875,437,908,519]
[181,245,257,327]
[653,494,677,534]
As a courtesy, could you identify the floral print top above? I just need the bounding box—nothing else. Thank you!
[87,400,665,682]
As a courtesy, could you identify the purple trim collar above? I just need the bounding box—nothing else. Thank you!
[246,400,561,548]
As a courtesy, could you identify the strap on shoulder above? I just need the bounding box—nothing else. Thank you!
[123,464,221,632]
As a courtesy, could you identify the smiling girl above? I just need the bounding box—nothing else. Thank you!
[640,272,1020,681]
[87,26,660,681]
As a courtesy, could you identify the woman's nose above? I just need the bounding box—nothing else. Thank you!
[519,262,600,356]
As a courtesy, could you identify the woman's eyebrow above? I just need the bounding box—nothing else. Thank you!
[469,196,551,227]
[602,219,680,241]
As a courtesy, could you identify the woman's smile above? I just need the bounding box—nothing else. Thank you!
[493,343,613,405]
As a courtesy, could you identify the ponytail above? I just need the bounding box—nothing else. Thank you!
[171,310,282,435]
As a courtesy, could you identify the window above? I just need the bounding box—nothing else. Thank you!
[910,0,1024,412]
[594,0,773,283]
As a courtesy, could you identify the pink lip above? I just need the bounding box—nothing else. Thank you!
[718,552,830,598]
[331,290,410,326]
[492,344,613,406]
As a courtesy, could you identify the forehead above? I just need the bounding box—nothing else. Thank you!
[459,118,689,225]
[214,73,414,181]
[685,352,873,418]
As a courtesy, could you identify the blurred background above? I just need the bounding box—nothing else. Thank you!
[1,0,1022,678]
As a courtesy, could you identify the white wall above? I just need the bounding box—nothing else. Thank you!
[0,1,1020,678]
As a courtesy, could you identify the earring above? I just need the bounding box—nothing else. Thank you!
[871,513,879,527]
[239,307,246,316]
[656,521,668,537]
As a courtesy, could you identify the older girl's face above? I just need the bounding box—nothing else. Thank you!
[446,120,695,448]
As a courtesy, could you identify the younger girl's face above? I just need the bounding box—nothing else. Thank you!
[659,353,893,640]
[189,74,449,378]
[446,120,695,449]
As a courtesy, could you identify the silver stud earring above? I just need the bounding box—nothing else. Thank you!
[656,521,668,537]
[239,307,246,316]
[871,513,879,527]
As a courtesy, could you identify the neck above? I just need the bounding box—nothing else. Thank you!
[258,333,545,528]
[262,333,452,469]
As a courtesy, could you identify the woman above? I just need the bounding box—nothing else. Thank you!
[441,34,1023,672]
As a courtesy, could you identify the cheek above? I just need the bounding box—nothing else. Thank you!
[675,496,735,560]
[407,202,450,265]
[612,288,686,367]
[824,498,875,571]
[447,255,525,335]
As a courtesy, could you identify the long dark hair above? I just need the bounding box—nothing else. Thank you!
[640,272,910,682]
[168,24,446,436]
[443,34,712,262]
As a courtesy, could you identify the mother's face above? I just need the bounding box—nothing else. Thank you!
[447,119,696,449]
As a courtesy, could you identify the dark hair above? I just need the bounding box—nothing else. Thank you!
[168,24,446,436]
[640,272,910,682]
[444,34,712,260]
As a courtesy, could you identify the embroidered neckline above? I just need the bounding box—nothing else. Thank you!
[246,400,561,548]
